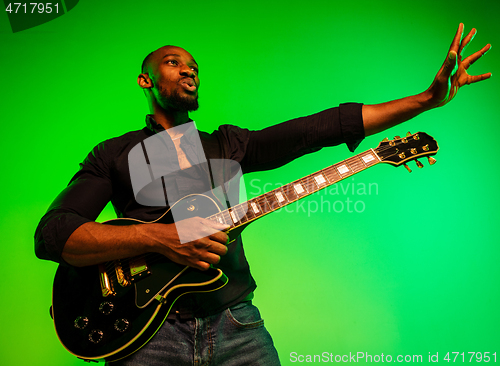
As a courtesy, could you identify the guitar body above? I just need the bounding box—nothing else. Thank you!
[52,194,229,362]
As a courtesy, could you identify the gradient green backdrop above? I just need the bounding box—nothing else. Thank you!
[1,0,498,365]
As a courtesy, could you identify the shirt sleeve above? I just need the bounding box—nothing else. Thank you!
[34,142,114,264]
[218,103,364,173]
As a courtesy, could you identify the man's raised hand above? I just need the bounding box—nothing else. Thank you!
[428,23,491,108]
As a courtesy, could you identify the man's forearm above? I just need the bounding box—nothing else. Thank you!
[362,90,434,136]
[61,222,157,267]
[61,218,230,270]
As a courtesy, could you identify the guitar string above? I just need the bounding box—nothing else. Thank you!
[207,144,413,228]
[213,141,425,230]
[199,142,430,229]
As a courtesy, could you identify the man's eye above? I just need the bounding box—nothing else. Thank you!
[166,60,178,65]
[191,67,199,73]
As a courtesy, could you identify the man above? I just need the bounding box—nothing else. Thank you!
[35,24,490,365]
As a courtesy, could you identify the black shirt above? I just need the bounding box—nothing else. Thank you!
[35,103,364,316]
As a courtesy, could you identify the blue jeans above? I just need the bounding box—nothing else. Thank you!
[108,302,281,365]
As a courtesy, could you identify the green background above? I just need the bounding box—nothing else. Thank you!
[1,0,498,364]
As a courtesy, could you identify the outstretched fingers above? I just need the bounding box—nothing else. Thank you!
[439,24,466,80]
[463,43,492,69]
[459,28,477,57]
[430,24,491,106]
[466,72,492,85]
[449,23,464,54]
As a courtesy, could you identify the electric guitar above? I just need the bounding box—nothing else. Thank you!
[52,132,439,362]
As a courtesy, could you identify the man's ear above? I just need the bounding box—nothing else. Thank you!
[138,73,153,89]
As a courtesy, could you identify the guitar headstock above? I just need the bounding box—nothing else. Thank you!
[375,132,439,172]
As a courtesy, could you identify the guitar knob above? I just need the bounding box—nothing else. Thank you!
[114,318,130,333]
[415,160,424,168]
[406,131,412,137]
[89,329,104,344]
[403,164,412,173]
[427,156,437,165]
[74,316,89,330]
[99,301,114,315]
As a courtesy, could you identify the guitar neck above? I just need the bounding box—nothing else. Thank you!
[207,148,382,230]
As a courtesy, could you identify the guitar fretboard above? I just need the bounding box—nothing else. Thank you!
[207,148,381,230]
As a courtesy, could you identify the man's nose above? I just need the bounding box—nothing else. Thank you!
[180,65,195,77]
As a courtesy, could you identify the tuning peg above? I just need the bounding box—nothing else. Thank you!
[382,137,389,142]
[406,131,412,137]
[427,156,437,165]
[394,135,401,139]
[415,160,424,168]
[403,163,412,173]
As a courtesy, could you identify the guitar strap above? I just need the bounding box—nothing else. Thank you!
[199,131,232,209]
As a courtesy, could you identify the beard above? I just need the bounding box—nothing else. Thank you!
[157,85,199,112]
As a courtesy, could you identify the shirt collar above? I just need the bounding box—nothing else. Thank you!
[145,114,199,145]
[145,114,164,133]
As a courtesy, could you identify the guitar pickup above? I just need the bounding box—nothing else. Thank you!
[114,260,131,287]
[98,263,115,297]
[128,257,151,282]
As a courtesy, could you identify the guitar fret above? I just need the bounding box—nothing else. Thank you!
[255,200,266,217]
[282,183,298,202]
[257,196,272,214]
[234,204,249,225]
[244,201,257,220]
[249,200,261,216]
[229,206,243,226]
[323,166,341,183]
[213,213,226,224]
[346,156,365,173]
[222,211,232,226]
[302,175,318,194]
[313,172,328,187]
[264,192,280,211]
[274,188,288,206]
[360,151,378,167]
[229,209,238,224]
[293,180,308,197]
[210,212,222,225]
[242,205,250,224]
[335,162,352,177]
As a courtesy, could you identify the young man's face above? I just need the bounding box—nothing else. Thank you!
[146,46,200,112]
